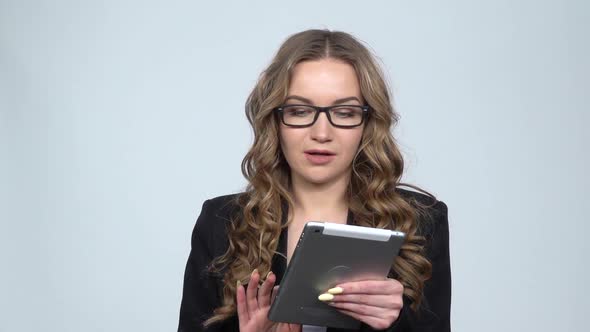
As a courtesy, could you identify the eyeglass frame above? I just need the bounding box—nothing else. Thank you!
[274,104,370,128]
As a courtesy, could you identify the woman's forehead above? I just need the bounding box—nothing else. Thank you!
[288,59,362,104]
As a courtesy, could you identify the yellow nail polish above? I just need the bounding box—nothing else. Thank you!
[318,293,334,301]
[328,287,343,295]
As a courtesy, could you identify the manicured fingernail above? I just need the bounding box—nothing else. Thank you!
[265,271,273,279]
[236,280,241,287]
[251,268,258,276]
[328,287,343,295]
[318,293,334,301]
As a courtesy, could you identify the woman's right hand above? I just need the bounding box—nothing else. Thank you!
[236,269,301,332]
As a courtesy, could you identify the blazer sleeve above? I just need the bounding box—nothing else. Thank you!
[416,200,451,332]
[361,200,451,332]
[178,199,223,332]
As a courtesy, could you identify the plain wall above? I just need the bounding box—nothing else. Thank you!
[1,0,588,331]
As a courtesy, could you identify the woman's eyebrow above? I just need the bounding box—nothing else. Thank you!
[332,96,361,104]
[285,95,362,105]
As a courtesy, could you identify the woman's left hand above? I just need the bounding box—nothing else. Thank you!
[320,278,404,330]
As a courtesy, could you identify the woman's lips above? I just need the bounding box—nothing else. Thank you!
[304,152,336,165]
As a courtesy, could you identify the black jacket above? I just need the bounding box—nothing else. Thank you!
[178,188,451,331]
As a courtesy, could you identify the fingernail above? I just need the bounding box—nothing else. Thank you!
[251,268,258,277]
[328,287,343,295]
[265,271,273,279]
[318,293,334,301]
[236,280,241,287]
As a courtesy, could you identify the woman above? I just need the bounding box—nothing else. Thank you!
[178,29,451,332]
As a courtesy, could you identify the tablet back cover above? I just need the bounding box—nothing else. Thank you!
[268,222,405,329]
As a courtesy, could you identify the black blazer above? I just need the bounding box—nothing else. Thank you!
[178,188,451,332]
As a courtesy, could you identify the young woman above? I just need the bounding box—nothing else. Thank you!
[178,29,451,332]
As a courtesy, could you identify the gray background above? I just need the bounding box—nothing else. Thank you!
[1,0,588,331]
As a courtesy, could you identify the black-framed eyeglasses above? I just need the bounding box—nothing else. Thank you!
[274,104,370,128]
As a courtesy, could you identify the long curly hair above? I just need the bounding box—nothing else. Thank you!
[204,29,434,327]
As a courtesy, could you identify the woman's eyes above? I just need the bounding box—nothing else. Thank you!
[332,108,361,118]
[332,110,355,118]
[285,108,314,117]
[283,106,361,117]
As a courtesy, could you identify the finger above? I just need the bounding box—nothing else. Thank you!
[334,308,393,331]
[330,293,403,309]
[334,278,403,295]
[270,285,280,305]
[258,271,276,308]
[236,281,250,324]
[246,269,260,312]
[328,301,391,319]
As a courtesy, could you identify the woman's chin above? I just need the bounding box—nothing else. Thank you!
[299,173,339,186]
[291,167,350,186]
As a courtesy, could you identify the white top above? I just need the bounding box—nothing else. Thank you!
[302,325,327,332]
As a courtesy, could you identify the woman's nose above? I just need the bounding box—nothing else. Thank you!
[309,112,333,142]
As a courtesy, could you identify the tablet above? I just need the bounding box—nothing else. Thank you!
[268,221,406,329]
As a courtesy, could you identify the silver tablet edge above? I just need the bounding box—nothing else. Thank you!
[306,221,406,242]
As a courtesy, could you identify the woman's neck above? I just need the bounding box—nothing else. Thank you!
[289,173,350,220]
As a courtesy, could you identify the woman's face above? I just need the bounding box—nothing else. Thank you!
[279,58,365,186]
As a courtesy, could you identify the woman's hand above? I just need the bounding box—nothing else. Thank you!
[319,278,404,330]
[236,269,301,332]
